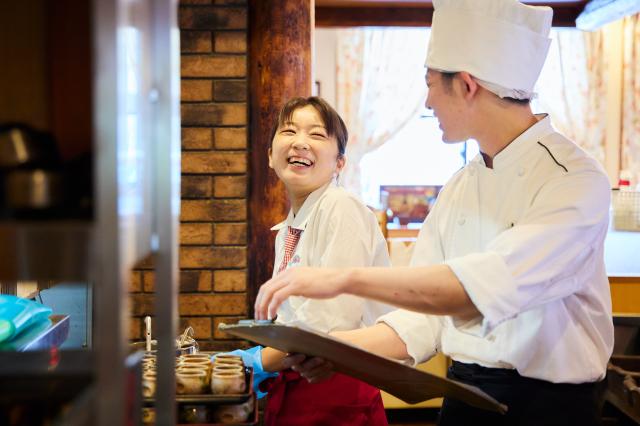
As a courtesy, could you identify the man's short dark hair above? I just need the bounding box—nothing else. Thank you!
[439,72,531,105]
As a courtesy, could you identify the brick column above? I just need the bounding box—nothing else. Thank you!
[129,0,250,351]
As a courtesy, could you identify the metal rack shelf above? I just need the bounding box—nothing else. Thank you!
[0,350,94,403]
[0,315,70,352]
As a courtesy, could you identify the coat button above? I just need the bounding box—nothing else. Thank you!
[517,167,526,177]
[458,217,466,226]
[469,168,476,176]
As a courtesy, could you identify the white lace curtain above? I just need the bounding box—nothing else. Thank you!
[621,14,640,182]
[335,28,429,197]
[534,29,608,165]
[335,24,639,195]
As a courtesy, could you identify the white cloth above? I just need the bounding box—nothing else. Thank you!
[271,182,393,333]
[379,115,614,384]
[426,0,553,99]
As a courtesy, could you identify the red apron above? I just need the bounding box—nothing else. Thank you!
[261,370,388,426]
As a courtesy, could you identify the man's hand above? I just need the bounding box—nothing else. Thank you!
[254,267,348,320]
[283,353,335,384]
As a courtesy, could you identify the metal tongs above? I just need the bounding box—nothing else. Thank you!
[176,326,195,348]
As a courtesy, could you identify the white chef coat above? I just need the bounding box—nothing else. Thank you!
[272,181,393,333]
[378,115,614,384]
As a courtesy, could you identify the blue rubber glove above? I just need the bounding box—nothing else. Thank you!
[212,346,278,399]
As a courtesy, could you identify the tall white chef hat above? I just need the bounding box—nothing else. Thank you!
[426,0,553,100]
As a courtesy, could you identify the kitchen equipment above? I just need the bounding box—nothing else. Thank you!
[0,124,60,169]
[220,322,508,413]
[145,316,152,352]
[130,322,198,356]
[4,169,64,210]
[607,356,640,423]
[0,124,64,218]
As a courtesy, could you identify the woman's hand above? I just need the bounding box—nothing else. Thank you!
[254,267,349,320]
[283,353,335,384]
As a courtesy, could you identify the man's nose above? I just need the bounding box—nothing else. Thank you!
[424,96,434,114]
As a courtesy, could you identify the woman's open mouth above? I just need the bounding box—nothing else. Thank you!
[287,156,314,168]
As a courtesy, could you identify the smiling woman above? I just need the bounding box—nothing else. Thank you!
[248,96,394,425]
[268,98,347,213]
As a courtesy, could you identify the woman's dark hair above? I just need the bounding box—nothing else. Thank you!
[440,72,531,105]
[269,96,348,156]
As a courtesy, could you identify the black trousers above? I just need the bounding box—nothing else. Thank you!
[437,361,605,426]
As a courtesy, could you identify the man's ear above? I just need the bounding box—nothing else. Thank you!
[268,147,274,169]
[459,72,479,101]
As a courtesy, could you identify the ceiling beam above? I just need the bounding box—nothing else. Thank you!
[316,4,586,27]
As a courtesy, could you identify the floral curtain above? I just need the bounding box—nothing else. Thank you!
[621,14,640,183]
[534,29,608,165]
[335,28,429,197]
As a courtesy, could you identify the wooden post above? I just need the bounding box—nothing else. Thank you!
[248,0,312,316]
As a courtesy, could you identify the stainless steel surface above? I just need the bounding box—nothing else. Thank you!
[93,0,180,424]
[153,0,182,422]
[0,350,94,402]
[130,340,198,356]
[0,314,70,351]
[0,221,92,280]
[5,169,64,209]
[606,355,640,423]
[0,125,56,168]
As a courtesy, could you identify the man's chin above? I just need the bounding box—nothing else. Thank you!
[441,135,467,144]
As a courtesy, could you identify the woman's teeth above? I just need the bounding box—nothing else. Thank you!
[288,157,312,166]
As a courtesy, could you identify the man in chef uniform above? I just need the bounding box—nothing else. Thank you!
[253,0,615,424]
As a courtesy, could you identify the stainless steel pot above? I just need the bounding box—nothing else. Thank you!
[5,169,64,209]
[0,125,59,169]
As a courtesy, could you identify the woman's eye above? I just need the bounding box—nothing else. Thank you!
[280,129,295,135]
[311,133,327,138]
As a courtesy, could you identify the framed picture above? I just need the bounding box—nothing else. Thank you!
[380,185,442,225]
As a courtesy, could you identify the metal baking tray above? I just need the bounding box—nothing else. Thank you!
[143,367,254,406]
[219,322,507,414]
[176,394,258,426]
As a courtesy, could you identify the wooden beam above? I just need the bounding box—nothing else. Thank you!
[317,6,433,27]
[248,0,312,316]
[317,4,585,27]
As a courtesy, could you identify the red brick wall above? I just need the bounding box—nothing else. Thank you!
[129,0,250,351]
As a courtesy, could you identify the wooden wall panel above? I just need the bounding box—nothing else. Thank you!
[248,0,313,316]
[610,277,640,314]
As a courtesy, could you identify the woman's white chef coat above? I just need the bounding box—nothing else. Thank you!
[378,115,614,384]
[272,181,393,333]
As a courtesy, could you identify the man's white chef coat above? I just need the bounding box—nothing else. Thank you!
[272,182,393,333]
[379,115,614,384]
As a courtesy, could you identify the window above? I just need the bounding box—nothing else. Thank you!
[359,116,479,208]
